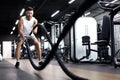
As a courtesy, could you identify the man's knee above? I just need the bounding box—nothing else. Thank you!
[17,40,23,47]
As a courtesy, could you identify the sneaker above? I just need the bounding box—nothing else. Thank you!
[39,61,43,65]
[39,59,44,65]
[15,62,20,68]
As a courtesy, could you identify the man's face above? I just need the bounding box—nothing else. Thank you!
[26,10,33,19]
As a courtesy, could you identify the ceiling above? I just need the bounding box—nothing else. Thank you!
[0,0,120,38]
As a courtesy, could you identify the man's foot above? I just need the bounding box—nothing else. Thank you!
[15,62,20,68]
[39,59,44,65]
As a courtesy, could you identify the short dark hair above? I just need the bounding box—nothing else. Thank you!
[26,7,33,11]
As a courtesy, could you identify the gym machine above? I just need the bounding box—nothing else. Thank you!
[79,15,111,64]
[98,1,120,68]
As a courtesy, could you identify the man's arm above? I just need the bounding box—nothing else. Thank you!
[32,18,38,34]
[18,17,26,40]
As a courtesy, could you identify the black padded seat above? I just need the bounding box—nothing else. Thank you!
[82,36,90,45]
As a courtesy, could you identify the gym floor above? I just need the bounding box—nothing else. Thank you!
[1,58,120,80]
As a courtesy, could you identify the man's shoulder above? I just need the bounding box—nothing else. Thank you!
[32,16,36,20]
[21,16,25,19]
[32,17,37,21]
[19,16,25,20]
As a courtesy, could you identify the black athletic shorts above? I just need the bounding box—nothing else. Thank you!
[17,36,36,44]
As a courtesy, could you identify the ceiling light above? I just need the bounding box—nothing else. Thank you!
[10,31,13,35]
[15,20,19,25]
[84,12,91,16]
[111,0,118,3]
[105,0,118,6]
[12,27,16,31]
[51,10,60,17]
[68,0,75,4]
[20,8,25,16]
[114,13,120,18]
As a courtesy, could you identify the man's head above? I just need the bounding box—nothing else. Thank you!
[25,7,34,20]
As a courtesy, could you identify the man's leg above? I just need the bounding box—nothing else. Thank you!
[15,40,23,68]
[33,39,42,61]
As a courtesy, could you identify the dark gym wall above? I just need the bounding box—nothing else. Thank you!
[0,35,17,41]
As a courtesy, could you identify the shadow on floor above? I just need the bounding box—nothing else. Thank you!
[0,59,41,80]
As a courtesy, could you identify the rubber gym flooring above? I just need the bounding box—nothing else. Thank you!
[1,58,120,80]
[0,59,40,80]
